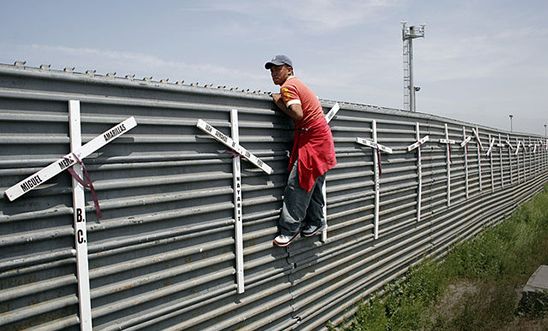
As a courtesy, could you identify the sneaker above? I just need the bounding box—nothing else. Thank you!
[273,233,299,247]
[301,224,325,237]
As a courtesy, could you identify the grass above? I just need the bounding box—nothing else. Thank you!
[338,184,548,331]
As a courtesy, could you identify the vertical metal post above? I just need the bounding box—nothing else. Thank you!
[69,100,92,331]
[463,126,469,199]
[230,109,244,294]
[444,124,451,206]
[372,120,380,239]
[415,123,422,222]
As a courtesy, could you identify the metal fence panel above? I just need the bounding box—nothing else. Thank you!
[0,64,547,330]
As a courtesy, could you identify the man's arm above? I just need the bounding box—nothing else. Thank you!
[272,93,303,121]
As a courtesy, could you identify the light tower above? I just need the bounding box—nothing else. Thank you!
[509,114,513,132]
[402,22,425,112]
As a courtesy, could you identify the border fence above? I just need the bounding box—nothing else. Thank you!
[0,63,547,330]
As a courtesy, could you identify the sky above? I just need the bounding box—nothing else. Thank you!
[1,0,547,136]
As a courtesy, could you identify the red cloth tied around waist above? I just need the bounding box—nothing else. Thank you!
[289,118,336,192]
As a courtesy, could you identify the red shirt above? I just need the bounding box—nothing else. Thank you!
[280,77,336,191]
[281,77,324,129]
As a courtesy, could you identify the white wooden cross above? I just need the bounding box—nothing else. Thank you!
[486,134,496,191]
[527,138,533,179]
[4,100,137,331]
[515,139,522,155]
[540,139,547,174]
[472,127,483,191]
[356,120,394,239]
[230,109,245,294]
[407,123,429,223]
[533,140,540,173]
[439,124,457,206]
[497,134,504,187]
[544,138,548,171]
[505,135,514,184]
[485,135,496,156]
[461,127,473,199]
[515,138,522,183]
[532,140,536,175]
[196,115,274,294]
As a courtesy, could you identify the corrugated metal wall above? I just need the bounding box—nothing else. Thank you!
[0,63,546,330]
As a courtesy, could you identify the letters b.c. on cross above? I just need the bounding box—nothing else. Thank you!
[4,100,137,331]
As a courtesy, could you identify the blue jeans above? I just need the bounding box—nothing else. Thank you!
[278,162,326,236]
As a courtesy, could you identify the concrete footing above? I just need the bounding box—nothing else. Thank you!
[518,265,548,317]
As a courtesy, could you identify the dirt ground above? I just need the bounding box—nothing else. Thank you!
[431,280,548,331]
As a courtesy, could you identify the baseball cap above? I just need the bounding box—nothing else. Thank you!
[264,55,293,69]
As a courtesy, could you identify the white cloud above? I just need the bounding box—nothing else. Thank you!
[284,0,404,32]
[180,0,404,33]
